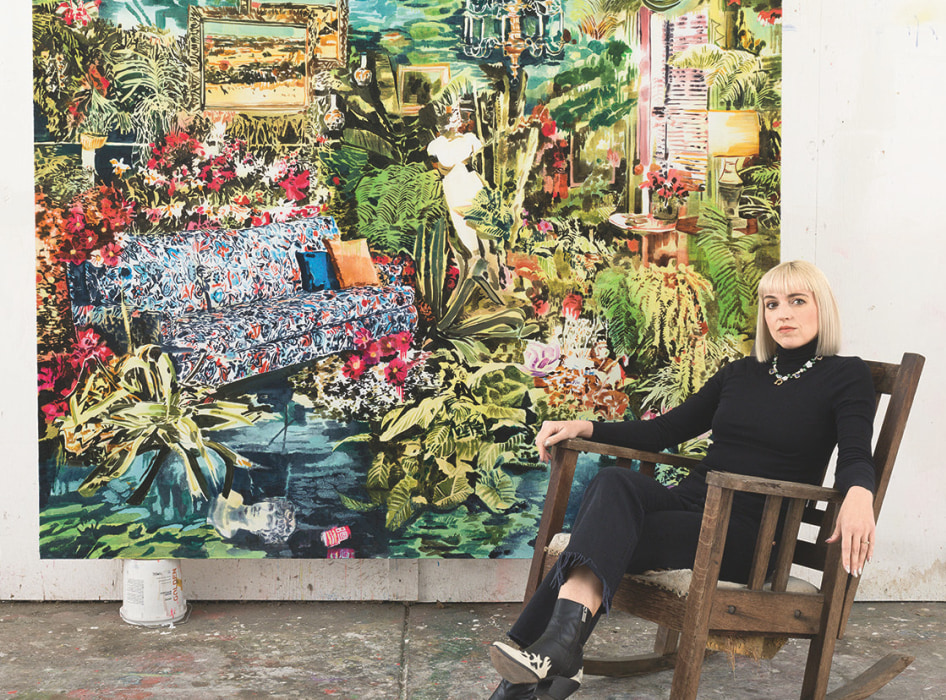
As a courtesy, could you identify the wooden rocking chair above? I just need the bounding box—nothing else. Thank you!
[523,352,925,699]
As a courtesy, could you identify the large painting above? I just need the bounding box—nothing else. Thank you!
[33,0,782,559]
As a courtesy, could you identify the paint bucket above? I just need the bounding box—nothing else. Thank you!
[119,559,190,627]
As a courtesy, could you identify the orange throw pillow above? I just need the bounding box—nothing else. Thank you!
[324,238,380,288]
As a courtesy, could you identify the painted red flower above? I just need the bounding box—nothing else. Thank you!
[533,299,550,317]
[279,170,310,202]
[393,331,413,360]
[362,341,384,366]
[562,293,583,320]
[384,357,408,386]
[342,354,367,379]
[378,334,398,358]
[758,9,782,24]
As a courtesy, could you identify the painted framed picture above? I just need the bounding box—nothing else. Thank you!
[242,0,348,67]
[187,2,348,111]
[569,121,624,187]
[200,16,309,111]
[397,64,450,116]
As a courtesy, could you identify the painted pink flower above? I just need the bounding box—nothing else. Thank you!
[99,242,123,266]
[521,341,562,377]
[607,148,622,168]
[353,328,373,350]
[533,299,550,317]
[42,401,69,421]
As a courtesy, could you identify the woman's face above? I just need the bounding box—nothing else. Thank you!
[763,289,819,350]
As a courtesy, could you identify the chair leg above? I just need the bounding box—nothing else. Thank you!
[654,625,679,654]
[801,547,848,699]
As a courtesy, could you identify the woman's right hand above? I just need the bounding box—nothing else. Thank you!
[536,420,594,463]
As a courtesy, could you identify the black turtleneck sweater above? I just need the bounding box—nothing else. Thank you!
[591,339,876,518]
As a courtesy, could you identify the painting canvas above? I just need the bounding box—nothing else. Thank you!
[33,0,782,560]
[201,19,308,109]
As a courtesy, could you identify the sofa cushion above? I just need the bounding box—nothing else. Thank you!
[170,304,419,386]
[296,250,339,292]
[325,238,380,288]
[161,286,415,356]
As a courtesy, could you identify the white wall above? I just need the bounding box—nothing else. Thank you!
[3,0,944,601]
[782,0,946,599]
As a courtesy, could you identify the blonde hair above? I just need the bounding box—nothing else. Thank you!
[754,260,842,362]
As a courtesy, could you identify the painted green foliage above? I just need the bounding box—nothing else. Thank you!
[34,0,782,556]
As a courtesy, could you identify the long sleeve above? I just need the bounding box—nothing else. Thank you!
[831,358,876,495]
[587,345,876,511]
[590,364,727,452]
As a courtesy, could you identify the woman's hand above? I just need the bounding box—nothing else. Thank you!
[535,420,594,463]
[825,485,876,578]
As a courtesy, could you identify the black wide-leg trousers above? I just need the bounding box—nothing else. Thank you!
[509,466,761,647]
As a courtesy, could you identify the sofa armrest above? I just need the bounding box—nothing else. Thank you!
[73,304,164,352]
[372,253,416,288]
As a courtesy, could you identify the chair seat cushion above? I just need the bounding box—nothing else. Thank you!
[546,532,819,597]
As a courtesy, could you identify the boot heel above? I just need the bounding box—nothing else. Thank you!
[535,669,582,700]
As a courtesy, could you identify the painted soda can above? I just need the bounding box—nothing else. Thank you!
[321,525,351,548]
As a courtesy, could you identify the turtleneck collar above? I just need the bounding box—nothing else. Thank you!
[774,337,820,370]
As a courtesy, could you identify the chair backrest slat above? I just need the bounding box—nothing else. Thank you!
[747,495,782,589]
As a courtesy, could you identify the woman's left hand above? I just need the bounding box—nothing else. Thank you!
[825,485,876,577]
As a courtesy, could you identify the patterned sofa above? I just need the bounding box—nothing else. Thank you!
[68,216,417,386]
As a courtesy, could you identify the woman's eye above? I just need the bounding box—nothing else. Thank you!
[765,302,777,309]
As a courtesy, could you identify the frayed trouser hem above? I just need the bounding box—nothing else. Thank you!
[551,550,614,616]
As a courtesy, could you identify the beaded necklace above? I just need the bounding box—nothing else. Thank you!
[769,354,823,385]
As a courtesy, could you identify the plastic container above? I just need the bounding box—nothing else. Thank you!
[119,559,189,627]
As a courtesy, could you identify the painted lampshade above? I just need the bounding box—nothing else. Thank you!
[708,110,760,157]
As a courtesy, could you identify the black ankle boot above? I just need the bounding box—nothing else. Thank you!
[489,599,595,685]
[488,678,537,699]
[534,670,582,700]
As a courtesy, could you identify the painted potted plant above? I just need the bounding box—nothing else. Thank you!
[639,165,703,222]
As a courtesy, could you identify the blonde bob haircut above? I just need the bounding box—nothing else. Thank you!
[754,260,842,362]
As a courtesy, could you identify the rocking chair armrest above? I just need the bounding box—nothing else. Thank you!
[706,471,843,503]
[556,438,703,471]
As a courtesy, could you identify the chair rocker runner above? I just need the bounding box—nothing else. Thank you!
[523,352,924,700]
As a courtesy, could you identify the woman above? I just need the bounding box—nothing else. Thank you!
[487,261,877,699]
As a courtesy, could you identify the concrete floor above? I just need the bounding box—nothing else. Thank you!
[1,601,943,699]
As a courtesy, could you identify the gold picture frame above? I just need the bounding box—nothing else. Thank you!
[186,1,348,112]
[397,64,450,116]
[241,0,348,68]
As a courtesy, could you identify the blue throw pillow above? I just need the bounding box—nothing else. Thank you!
[296,250,339,292]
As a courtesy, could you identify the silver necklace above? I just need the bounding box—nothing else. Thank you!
[769,354,823,385]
